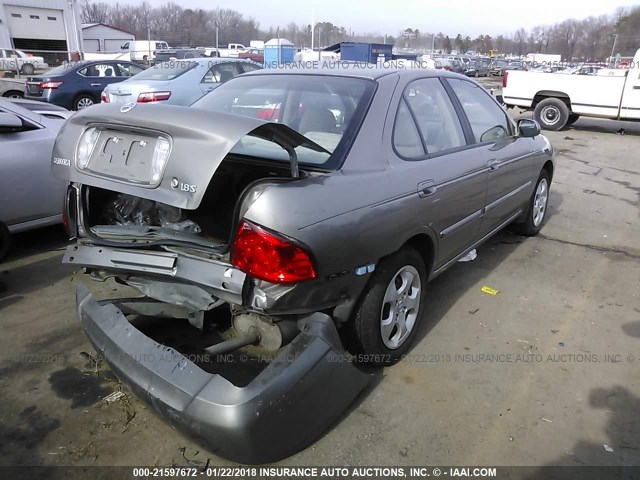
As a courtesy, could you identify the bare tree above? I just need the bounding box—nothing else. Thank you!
[81,0,109,23]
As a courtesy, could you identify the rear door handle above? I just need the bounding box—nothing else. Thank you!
[487,159,500,171]
[91,83,102,86]
[418,180,437,198]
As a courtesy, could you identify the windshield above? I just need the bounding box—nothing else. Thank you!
[192,74,376,170]
[131,60,197,81]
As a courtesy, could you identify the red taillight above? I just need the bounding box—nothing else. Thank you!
[137,91,171,103]
[39,81,63,89]
[101,91,109,103]
[231,219,317,284]
[502,71,508,88]
[256,105,280,120]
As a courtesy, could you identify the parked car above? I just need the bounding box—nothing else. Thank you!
[500,47,640,130]
[153,48,205,63]
[439,59,466,74]
[505,60,527,72]
[490,59,509,76]
[0,77,25,98]
[52,67,554,463]
[0,98,69,261]
[238,48,264,64]
[0,48,48,75]
[24,60,146,110]
[7,97,70,119]
[101,58,261,106]
[465,59,490,77]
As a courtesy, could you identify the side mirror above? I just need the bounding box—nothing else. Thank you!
[0,112,23,131]
[517,118,540,137]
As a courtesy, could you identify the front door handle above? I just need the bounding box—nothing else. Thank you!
[91,83,102,86]
[487,159,500,171]
[418,180,437,198]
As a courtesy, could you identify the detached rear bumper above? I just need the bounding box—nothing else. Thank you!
[76,284,373,464]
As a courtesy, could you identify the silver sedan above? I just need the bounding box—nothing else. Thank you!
[0,98,69,260]
[101,57,261,106]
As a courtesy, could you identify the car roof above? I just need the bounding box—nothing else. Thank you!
[240,65,468,81]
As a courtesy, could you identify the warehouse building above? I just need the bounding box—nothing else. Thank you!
[82,23,134,53]
[0,0,83,62]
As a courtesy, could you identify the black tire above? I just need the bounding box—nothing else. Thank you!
[0,222,11,263]
[20,63,35,75]
[511,170,551,237]
[2,90,23,99]
[350,247,427,366]
[534,98,569,131]
[567,114,580,126]
[73,94,95,111]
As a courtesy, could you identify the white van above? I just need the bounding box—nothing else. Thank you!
[121,40,170,62]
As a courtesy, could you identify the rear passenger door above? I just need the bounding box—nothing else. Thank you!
[392,77,488,268]
[445,78,536,235]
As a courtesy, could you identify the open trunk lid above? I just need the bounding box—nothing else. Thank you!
[51,103,328,210]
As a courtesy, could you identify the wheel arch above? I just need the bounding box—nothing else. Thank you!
[542,159,554,182]
[2,90,24,98]
[401,232,437,280]
[533,91,572,110]
[73,91,99,107]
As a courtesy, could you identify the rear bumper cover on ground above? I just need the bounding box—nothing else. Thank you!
[76,284,373,464]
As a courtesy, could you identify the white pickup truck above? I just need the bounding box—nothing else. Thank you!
[500,48,640,130]
[203,44,247,58]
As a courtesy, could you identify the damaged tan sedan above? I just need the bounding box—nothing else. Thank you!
[52,67,554,462]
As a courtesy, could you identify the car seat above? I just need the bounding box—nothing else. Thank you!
[297,105,337,134]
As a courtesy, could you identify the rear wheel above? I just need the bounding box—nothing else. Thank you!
[512,170,550,236]
[73,94,95,111]
[20,63,35,75]
[534,98,569,131]
[350,247,427,365]
[2,90,23,99]
[0,223,11,262]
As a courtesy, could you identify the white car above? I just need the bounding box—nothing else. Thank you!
[0,48,48,75]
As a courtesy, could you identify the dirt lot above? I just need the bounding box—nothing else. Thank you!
[0,92,639,473]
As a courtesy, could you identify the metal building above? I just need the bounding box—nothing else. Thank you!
[82,23,134,53]
[0,0,83,63]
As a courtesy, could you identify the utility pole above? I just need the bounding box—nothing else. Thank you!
[431,34,435,55]
[311,6,315,51]
[609,33,618,66]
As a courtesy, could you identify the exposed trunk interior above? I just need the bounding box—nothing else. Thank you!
[83,157,297,249]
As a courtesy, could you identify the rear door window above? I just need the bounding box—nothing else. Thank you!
[202,63,240,84]
[116,63,144,77]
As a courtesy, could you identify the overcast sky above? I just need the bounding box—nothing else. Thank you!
[132,0,640,37]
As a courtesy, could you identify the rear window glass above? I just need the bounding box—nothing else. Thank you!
[132,61,197,81]
[192,74,376,170]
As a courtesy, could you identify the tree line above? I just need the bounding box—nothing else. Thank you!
[81,1,640,60]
